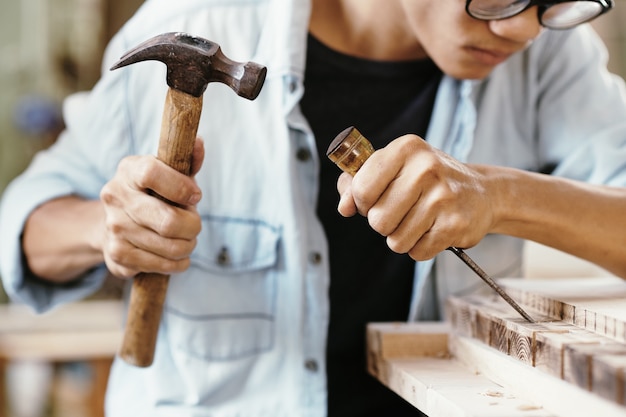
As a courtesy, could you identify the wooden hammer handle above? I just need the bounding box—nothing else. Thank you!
[119,88,202,367]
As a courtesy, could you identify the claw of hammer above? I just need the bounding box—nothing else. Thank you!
[111,32,266,99]
[110,32,267,367]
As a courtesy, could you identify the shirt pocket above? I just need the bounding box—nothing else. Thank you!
[163,215,281,361]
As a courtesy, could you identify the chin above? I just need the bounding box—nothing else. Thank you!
[444,63,497,81]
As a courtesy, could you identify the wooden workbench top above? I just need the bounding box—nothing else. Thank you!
[0,300,124,361]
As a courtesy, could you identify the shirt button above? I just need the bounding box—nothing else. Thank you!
[308,252,322,265]
[296,148,311,162]
[216,246,231,266]
[289,80,298,93]
[304,359,318,372]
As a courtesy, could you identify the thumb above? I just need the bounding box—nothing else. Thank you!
[337,173,357,217]
[190,137,205,177]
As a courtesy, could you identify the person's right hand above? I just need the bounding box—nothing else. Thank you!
[99,138,204,278]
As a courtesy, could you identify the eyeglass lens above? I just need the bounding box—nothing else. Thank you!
[467,0,608,29]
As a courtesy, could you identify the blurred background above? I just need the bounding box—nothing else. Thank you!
[0,2,142,417]
[0,0,143,197]
[0,1,624,417]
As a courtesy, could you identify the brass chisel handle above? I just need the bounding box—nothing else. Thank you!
[327,126,535,323]
[120,88,202,367]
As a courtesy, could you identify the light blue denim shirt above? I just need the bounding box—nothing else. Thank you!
[1,0,626,416]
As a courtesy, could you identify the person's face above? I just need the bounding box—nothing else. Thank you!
[400,0,543,80]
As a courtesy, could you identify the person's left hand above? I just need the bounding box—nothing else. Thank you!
[336,134,496,261]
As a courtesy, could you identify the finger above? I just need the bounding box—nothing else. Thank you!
[337,173,358,217]
[119,156,202,207]
[104,238,192,278]
[349,137,423,215]
[102,172,202,242]
[384,198,434,254]
[406,228,452,262]
[124,194,202,240]
[190,137,205,177]
[366,170,423,237]
[398,201,476,262]
[125,226,197,261]
[101,201,197,277]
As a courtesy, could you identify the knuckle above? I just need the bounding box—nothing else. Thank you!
[408,244,437,262]
[386,235,409,254]
[394,134,427,158]
[105,253,136,279]
[106,242,129,265]
[155,207,179,236]
[168,239,195,260]
[129,156,159,190]
[116,156,133,173]
[351,183,375,211]
[163,258,190,274]
[176,181,196,201]
[420,158,445,183]
[398,134,423,149]
[406,230,447,262]
[367,208,391,236]
[106,219,125,236]
[99,184,113,203]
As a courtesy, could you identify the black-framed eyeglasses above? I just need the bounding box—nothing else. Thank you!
[466,0,614,29]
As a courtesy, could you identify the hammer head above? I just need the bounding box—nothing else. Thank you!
[111,32,266,99]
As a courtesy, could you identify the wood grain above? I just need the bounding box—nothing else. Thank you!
[593,353,626,405]
[450,334,626,417]
[500,277,626,343]
[446,281,626,409]
[367,322,449,382]
[367,322,555,417]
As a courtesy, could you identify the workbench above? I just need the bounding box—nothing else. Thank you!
[367,277,626,417]
[0,300,123,417]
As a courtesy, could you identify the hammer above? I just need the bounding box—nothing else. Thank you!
[110,32,267,367]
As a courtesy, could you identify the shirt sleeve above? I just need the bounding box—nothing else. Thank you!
[534,25,626,186]
[0,33,136,313]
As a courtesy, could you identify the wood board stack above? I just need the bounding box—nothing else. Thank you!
[367,277,626,417]
[448,277,626,402]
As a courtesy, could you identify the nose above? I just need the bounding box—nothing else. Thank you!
[488,6,543,44]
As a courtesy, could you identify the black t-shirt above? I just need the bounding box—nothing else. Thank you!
[300,34,442,417]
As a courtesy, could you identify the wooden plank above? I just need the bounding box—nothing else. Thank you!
[447,297,473,338]
[447,290,626,410]
[446,296,572,366]
[378,357,555,417]
[534,330,602,378]
[500,277,626,343]
[563,342,626,391]
[367,323,555,417]
[367,322,450,359]
[450,334,626,417]
[367,322,450,383]
[593,353,626,405]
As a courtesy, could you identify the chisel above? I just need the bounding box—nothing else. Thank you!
[327,126,535,323]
